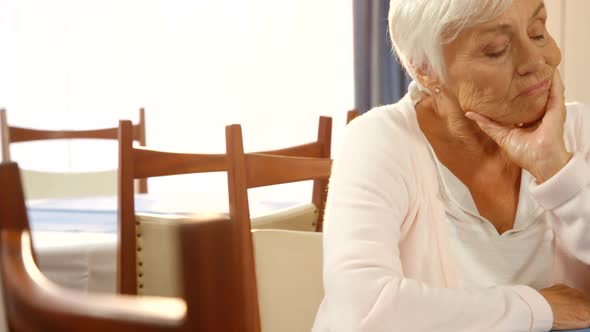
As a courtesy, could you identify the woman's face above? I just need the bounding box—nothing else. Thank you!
[441,0,561,126]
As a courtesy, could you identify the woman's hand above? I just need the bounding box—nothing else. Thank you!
[540,284,590,330]
[465,70,572,184]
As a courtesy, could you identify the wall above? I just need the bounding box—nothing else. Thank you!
[545,0,590,104]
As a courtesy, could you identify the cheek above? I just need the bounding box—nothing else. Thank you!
[454,69,512,114]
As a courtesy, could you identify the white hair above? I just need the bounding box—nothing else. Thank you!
[389,0,512,90]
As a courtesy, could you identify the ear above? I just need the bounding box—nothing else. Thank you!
[413,63,442,93]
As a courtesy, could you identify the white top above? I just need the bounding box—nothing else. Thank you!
[414,82,554,290]
[432,154,554,290]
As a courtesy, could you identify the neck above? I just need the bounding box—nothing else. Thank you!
[415,96,516,171]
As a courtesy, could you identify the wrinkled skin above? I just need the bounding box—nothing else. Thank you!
[415,1,585,329]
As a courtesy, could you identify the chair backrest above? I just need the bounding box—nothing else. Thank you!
[20,169,119,199]
[251,229,323,332]
[224,124,331,329]
[118,116,332,295]
[346,109,359,124]
[225,123,332,232]
[226,121,332,233]
[0,108,148,196]
[118,120,226,295]
[0,162,258,332]
[254,116,331,232]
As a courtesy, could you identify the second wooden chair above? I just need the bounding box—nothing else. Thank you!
[224,124,332,327]
[118,116,332,295]
[0,108,147,198]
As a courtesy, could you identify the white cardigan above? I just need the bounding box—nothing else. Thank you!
[313,95,590,332]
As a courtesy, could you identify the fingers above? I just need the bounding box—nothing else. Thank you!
[465,111,512,146]
[545,70,566,115]
[549,70,564,102]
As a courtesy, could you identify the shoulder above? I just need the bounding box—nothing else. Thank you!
[330,96,427,196]
[339,96,423,159]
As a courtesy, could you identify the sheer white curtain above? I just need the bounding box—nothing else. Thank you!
[0,0,353,197]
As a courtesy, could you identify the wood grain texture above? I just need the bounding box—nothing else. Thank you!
[133,148,226,179]
[9,126,122,142]
[245,154,332,189]
[138,108,148,193]
[0,163,29,231]
[225,124,262,332]
[312,116,332,231]
[260,142,323,158]
[118,120,138,295]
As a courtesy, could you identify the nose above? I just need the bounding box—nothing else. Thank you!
[515,43,546,77]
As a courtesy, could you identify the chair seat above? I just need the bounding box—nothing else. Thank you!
[252,229,323,332]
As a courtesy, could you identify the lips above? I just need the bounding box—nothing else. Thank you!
[518,79,550,97]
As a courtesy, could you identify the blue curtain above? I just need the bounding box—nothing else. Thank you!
[353,0,411,114]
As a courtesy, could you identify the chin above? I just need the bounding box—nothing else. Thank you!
[525,108,546,125]
[511,95,549,125]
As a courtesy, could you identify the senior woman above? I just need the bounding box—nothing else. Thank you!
[313,0,590,331]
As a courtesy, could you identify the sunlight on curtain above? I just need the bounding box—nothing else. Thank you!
[0,0,353,198]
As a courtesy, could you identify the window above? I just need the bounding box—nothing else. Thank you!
[0,0,353,196]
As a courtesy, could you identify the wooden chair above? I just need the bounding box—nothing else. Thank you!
[118,116,331,296]
[224,124,331,327]
[243,116,331,233]
[243,117,332,232]
[0,162,258,332]
[225,124,332,233]
[117,120,226,295]
[0,108,147,198]
[346,109,359,124]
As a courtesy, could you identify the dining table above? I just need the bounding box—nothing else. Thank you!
[27,192,307,293]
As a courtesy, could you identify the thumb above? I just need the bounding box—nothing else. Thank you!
[465,112,512,146]
[542,71,566,124]
[546,71,565,112]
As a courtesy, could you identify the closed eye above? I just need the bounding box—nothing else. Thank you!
[487,48,508,58]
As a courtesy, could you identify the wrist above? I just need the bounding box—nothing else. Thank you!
[533,150,573,184]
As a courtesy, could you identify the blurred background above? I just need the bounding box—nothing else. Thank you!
[0,0,588,196]
[0,0,353,197]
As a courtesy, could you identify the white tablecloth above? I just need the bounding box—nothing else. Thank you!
[27,193,304,293]
[32,232,117,293]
